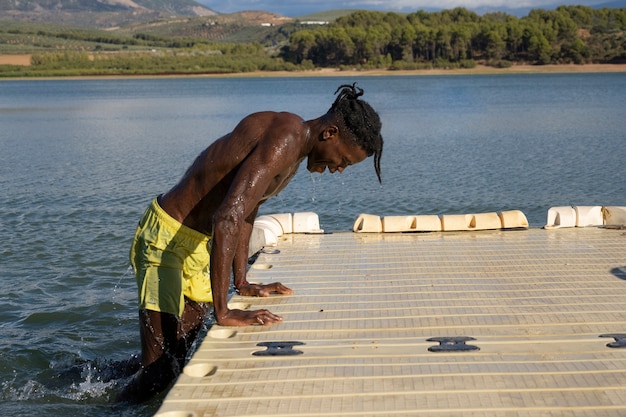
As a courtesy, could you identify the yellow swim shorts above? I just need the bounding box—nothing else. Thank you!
[130,197,213,317]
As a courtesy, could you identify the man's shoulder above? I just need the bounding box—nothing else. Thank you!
[238,111,307,140]
[245,110,303,122]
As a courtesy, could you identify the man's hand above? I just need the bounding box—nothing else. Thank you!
[214,282,293,326]
[237,282,293,297]
[217,308,284,327]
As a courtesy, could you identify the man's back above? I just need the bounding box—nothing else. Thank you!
[159,111,308,234]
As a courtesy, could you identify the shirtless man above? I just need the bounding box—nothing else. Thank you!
[118,83,383,403]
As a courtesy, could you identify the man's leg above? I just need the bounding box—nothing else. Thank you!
[174,297,210,369]
[116,309,179,403]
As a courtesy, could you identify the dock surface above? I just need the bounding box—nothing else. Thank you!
[156,227,626,416]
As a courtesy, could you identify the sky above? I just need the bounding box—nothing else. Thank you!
[199,0,613,17]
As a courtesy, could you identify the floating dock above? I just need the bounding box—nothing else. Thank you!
[155,211,626,416]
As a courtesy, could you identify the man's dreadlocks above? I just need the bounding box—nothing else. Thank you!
[328,83,384,183]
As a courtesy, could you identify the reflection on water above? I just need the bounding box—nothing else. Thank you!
[1,73,625,416]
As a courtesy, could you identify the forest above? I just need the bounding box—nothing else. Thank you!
[0,5,625,76]
[281,6,626,69]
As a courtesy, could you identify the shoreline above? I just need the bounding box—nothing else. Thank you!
[1,54,625,79]
[234,64,626,78]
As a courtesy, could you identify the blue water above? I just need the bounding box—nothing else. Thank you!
[1,73,625,416]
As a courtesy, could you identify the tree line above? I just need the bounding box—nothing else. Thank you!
[280,6,626,69]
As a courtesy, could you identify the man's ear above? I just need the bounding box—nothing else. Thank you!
[322,125,339,141]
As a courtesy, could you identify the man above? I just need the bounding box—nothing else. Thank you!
[118,83,383,402]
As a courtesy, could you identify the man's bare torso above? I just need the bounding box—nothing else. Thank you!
[159,111,309,234]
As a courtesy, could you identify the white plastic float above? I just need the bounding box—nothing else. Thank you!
[604,206,626,227]
[252,215,283,247]
[545,206,577,229]
[352,213,382,233]
[270,212,293,234]
[293,211,323,234]
[499,210,530,229]
[249,212,323,256]
[250,206,625,254]
[545,205,626,229]
[575,206,603,227]
[441,212,502,231]
[353,210,529,233]
[382,215,442,233]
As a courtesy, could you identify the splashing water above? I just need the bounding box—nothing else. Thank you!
[2,356,141,402]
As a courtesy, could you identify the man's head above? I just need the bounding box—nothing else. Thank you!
[328,83,384,183]
[307,83,384,182]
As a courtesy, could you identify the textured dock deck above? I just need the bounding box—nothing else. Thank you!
[156,227,626,417]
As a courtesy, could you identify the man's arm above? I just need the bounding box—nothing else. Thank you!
[211,174,292,326]
[231,206,259,290]
[210,115,301,326]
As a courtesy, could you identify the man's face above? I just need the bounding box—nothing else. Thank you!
[307,135,368,175]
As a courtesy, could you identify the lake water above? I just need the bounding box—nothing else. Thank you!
[1,73,625,416]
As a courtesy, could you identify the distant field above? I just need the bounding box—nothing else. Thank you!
[0,55,31,65]
[0,20,161,54]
